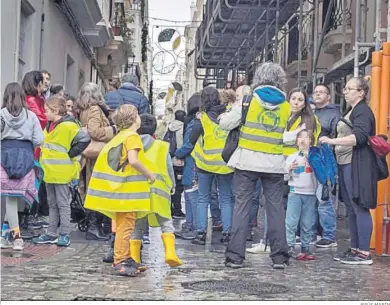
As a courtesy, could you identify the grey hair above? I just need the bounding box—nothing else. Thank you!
[353,77,370,98]
[76,82,105,111]
[122,73,139,86]
[251,62,287,91]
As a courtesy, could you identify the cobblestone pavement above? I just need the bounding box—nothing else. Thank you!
[1,216,390,301]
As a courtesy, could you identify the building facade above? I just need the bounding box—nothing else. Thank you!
[1,0,133,96]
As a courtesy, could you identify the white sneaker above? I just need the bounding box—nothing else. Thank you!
[13,238,24,251]
[0,237,13,249]
[185,184,198,193]
[246,240,271,254]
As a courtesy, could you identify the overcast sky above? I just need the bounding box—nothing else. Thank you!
[148,0,194,91]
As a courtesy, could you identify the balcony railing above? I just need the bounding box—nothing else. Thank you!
[324,0,352,35]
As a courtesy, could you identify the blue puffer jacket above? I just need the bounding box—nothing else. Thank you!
[104,83,150,114]
[175,118,196,187]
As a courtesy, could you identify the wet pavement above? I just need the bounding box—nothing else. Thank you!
[1,209,390,301]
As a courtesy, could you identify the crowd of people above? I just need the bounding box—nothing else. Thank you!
[0,62,382,278]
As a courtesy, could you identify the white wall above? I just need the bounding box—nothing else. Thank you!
[1,0,92,97]
[42,0,91,96]
[1,0,42,94]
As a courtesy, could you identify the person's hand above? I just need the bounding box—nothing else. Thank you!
[171,188,176,195]
[148,174,157,184]
[319,136,333,145]
[290,161,298,171]
[196,112,202,120]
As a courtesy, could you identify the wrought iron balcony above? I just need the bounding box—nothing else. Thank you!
[324,0,352,35]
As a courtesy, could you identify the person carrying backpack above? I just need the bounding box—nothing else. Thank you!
[164,110,186,218]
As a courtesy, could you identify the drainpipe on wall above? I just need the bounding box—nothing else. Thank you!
[38,0,45,70]
[14,0,21,81]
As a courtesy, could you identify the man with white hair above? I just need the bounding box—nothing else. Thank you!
[105,73,150,113]
[220,62,291,270]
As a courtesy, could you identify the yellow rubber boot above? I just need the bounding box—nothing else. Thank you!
[129,240,142,264]
[161,232,183,267]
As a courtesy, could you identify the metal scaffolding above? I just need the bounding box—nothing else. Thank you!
[195,0,388,90]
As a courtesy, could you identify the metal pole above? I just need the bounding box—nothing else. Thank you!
[264,6,270,62]
[341,0,347,58]
[274,0,280,63]
[312,0,319,88]
[375,0,382,50]
[298,0,304,86]
[387,0,390,41]
[313,0,335,78]
[354,0,362,77]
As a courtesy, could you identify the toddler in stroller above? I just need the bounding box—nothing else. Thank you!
[70,180,89,232]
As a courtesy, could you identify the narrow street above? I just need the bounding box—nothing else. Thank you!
[2,216,390,301]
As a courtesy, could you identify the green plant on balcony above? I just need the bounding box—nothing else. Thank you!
[141,22,148,63]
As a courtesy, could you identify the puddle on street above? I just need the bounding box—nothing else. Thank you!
[1,251,34,258]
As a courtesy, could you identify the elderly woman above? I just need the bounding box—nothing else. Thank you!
[76,83,117,242]
[319,77,377,265]
[220,62,290,270]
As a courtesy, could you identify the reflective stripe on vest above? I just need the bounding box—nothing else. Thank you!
[84,130,153,219]
[191,114,233,174]
[41,121,81,184]
[238,97,290,155]
[141,140,173,226]
[282,115,322,157]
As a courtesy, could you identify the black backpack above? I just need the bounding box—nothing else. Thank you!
[163,129,178,158]
[221,94,253,163]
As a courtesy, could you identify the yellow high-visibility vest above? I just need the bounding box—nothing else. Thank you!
[84,129,155,219]
[191,113,233,174]
[137,140,173,227]
[283,115,322,157]
[238,97,291,155]
[41,121,81,184]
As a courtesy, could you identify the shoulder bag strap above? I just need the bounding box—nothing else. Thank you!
[240,94,253,127]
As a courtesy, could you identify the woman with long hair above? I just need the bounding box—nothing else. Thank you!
[1,82,44,250]
[76,83,117,244]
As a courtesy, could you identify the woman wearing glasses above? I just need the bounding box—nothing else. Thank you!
[319,77,377,265]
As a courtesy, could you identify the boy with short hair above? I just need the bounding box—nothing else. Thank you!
[130,114,182,268]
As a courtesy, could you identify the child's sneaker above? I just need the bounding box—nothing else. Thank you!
[288,246,296,258]
[32,233,58,244]
[192,232,206,245]
[142,235,150,244]
[340,252,373,265]
[220,232,231,245]
[57,234,70,247]
[246,240,270,254]
[113,261,140,277]
[0,237,13,249]
[12,238,24,251]
[296,251,316,261]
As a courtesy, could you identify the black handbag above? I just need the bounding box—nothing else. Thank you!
[221,94,252,163]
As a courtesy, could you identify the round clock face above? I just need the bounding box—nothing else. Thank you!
[152,51,176,74]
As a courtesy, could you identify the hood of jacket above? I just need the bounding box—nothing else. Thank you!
[1,108,28,129]
[46,114,79,130]
[168,120,184,132]
[206,104,226,124]
[140,134,155,151]
[253,85,286,110]
[120,82,141,93]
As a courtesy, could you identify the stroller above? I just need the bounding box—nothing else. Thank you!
[69,180,89,232]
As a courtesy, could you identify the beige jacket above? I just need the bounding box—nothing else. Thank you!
[79,105,114,142]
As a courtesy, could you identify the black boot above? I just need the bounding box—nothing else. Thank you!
[103,233,115,263]
[19,212,34,240]
[86,212,109,241]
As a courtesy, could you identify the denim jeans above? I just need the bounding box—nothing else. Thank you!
[197,171,234,233]
[248,180,262,227]
[184,186,198,231]
[210,177,221,225]
[315,184,337,242]
[285,193,317,251]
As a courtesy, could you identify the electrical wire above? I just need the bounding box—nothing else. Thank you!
[149,16,202,23]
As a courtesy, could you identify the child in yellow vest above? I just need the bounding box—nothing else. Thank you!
[32,96,90,247]
[84,104,156,277]
[130,114,182,268]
